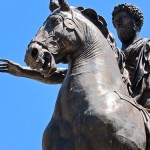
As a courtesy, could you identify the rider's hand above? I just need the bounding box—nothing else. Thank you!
[0,59,24,76]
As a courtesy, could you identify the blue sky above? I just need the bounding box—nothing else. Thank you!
[0,0,150,150]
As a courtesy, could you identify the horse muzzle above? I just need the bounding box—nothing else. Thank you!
[25,42,57,77]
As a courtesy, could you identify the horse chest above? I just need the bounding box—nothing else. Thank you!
[54,73,112,127]
[56,76,87,121]
[55,72,114,119]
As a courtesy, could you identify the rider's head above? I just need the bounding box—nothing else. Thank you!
[112,3,144,43]
[112,3,144,31]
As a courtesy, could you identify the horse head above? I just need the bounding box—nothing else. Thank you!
[25,0,84,76]
[25,0,114,78]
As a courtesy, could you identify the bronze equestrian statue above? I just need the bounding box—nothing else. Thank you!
[0,1,149,149]
[24,0,147,149]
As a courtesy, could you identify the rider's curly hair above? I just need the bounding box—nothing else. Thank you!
[112,3,144,30]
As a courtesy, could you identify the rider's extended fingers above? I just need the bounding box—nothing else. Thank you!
[0,59,14,65]
[0,66,8,69]
[0,59,9,63]
[0,64,7,67]
[0,69,8,72]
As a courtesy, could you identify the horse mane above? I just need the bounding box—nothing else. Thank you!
[74,6,117,52]
[76,7,109,38]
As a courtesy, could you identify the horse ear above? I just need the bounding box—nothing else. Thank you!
[58,0,70,11]
[49,0,60,12]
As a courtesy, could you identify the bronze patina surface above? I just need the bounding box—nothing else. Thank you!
[0,1,150,150]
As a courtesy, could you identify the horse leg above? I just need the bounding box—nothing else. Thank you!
[42,120,60,150]
[74,135,92,150]
[42,118,74,150]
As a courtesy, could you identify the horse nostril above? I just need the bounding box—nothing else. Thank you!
[31,48,39,59]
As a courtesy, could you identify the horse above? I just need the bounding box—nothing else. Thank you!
[24,1,147,149]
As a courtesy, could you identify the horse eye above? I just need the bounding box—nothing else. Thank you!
[50,17,61,25]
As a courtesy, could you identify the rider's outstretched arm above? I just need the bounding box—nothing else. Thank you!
[0,59,67,84]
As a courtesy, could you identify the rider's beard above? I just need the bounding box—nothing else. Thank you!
[117,25,136,43]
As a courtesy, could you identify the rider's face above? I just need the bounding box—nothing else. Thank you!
[113,11,137,43]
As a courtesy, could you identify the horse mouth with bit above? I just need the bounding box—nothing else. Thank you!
[25,42,57,77]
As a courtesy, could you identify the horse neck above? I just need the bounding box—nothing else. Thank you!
[67,30,124,94]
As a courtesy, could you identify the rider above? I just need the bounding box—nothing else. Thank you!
[112,3,150,112]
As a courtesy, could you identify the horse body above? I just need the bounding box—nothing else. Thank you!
[25,3,146,150]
